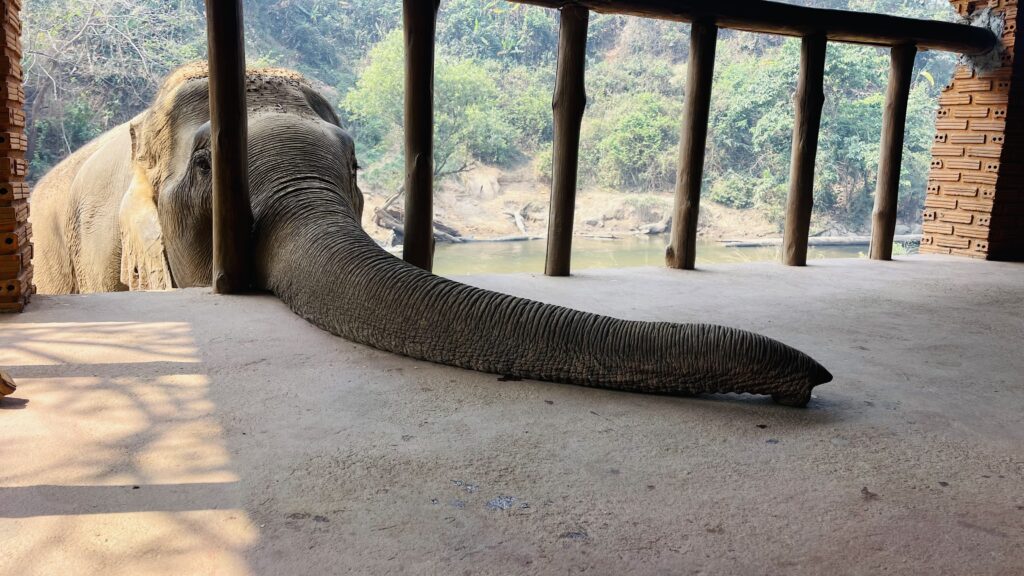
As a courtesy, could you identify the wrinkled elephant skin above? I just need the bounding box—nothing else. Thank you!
[30,63,833,407]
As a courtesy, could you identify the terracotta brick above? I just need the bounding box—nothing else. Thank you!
[953,107,990,118]
[940,93,972,105]
[0,221,27,253]
[0,131,26,152]
[970,120,1006,131]
[967,146,1002,158]
[923,222,955,235]
[936,237,971,249]
[0,268,30,297]
[938,211,973,224]
[0,0,29,312]
[920,244,952,255]
[0,243,29,276]
[958,80,993,92]
[962,173,999,185]
[0,200,27,230]
[955,225,991,239]
[0,180,26,201]
[953,67,974,80]
[948,134,987,144]
[945,159,982,170]
[942,185,980,197]
[974,92,1009,105]
[926,197,958,210]
[950,247,987,258]
[932,145,965,156]
[959,199,996,212]
[929,172,961,182]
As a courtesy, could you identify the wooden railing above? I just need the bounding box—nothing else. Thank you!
[398,0,998,274]
[200,1,999,292]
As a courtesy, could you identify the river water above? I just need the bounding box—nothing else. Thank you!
[432,236,871,275]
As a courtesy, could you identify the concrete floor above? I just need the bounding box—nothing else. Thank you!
[1,255,1022,575]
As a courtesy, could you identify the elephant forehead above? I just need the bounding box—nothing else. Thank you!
[170,75,319,118]
[244,74,322,116]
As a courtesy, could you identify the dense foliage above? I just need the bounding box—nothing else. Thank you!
[23,0,957,230]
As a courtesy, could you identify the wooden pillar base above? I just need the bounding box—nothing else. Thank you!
[666,20,718,270]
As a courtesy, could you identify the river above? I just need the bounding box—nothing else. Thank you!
[431,236,882,275]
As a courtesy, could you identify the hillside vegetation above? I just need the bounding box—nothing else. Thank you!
[22,0,956,237]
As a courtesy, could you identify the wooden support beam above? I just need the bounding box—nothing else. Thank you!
[205,0,253,294]
[402,0,440,272]
[545,5,589,277]
[666,20,717,270]
[870,44,916,261]
[782,34,827,267]
[507,0,997,55]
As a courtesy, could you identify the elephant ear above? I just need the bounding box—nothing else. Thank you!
[118,119,173,290]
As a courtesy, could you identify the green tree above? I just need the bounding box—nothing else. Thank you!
[343,30,531,189]
[581,92,679,190]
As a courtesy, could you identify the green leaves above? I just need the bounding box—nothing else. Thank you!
[342,29,551,187]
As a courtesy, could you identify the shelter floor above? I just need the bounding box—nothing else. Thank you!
[1,255,1022,575]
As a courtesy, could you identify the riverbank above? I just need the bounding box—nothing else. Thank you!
[359,166,923,249]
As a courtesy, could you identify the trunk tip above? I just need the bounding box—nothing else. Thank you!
[814,363,834,386]
[771,360,832,408]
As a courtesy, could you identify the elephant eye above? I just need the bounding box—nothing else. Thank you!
[193,150,212,174]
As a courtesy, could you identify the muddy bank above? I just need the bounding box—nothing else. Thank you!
[359,165,921,248]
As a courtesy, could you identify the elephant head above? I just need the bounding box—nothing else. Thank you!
[123,63,832,406]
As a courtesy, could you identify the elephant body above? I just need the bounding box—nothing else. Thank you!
[29,63,832,406]
[32,123,137,293]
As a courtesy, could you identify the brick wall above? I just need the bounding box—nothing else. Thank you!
[0,0,29,312]
[924,0,1023,260]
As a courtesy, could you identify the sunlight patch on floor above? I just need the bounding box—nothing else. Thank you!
[0,321,257,576]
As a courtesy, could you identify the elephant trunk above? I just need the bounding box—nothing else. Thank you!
[254,192,832,406]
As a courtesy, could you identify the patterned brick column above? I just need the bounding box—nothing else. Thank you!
[923,0,1022,260]
[0,0,29,311]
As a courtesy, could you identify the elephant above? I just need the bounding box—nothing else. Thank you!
[29,63,833,406]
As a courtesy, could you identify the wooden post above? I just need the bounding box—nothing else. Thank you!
[205,0,253,293]
[782,34,827,267]
[869,44,916,260]
[402,0,440,272]
[545,5,589,277]
[666,20,717,270]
